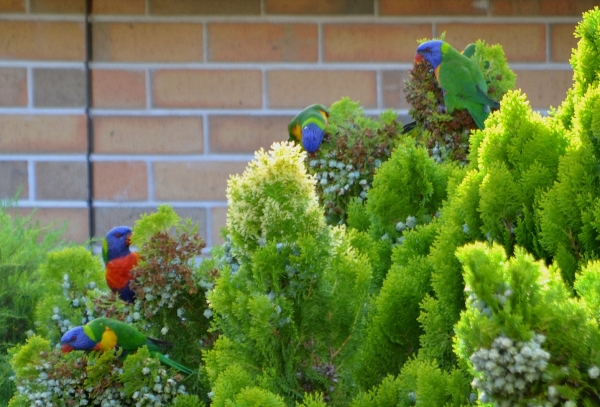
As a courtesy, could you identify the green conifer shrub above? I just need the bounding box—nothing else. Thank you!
[205,142,373,406]
[538,8,600,285]
[0,202,63,405]
[455,242,600,406]
[304,98,404,225]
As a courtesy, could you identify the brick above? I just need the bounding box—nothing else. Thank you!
[540,0,597,15]
[91,0,145,14]
[0,22,84,61]
[492,0,598,15]
[149,0,260,15]
[0,161,28,199]
[551,24,578,63]
[93,23,203,62]
[93,162,148,201]
[0,0,25,12]
[209,115,291,153]
[94,207,207,240]
[0,68,27,106]
[437,24,546,62]
[30,0,85,13]
[16,208,89,243]
[324,24,431,62]
[208,23,318,62]
[514,70,573,109]
[33,68,86,107]
[93,116,203,155]
[35,161,88,200]
[153,70,262,109]
[382,70,411,109]
[0,115,87,153]
[153,161,248,201]
[92,70,146,109]
[491,0,540,15]
[211,206,228,246]
[267,70,377,108]
[265,0,373,14]
[380,0,485,15]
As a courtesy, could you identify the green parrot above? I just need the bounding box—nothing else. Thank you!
[288,104,329,153]
[60,317,193,375]
[415,40,500,129]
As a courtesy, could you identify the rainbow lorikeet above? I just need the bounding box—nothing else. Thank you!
[60,317,194,375]
[103,226,139,303]
[415,40,500,129]
[288,104,329,153]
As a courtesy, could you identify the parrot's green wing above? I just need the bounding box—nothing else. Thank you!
[106,318,155,350]
[438,48,499,128]
[102,238,108,265]
[87,317,148,351]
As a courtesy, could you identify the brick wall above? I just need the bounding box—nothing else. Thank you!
[0,0,588,246]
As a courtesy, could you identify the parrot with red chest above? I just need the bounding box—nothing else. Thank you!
[103,226,139,303]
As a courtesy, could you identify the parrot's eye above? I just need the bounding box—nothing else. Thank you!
[114,233,121,238]
[70,335,77,341]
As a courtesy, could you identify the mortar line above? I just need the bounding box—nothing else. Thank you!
[27,160,35,200]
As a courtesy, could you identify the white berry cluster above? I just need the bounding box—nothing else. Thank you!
[13,350,188,406]
[130,368,188,406]
[431,142,443,163]
[466,281,513,319]
[470,333,551,406]
[50,306,72,334]
[309,157,375,222]
[14,355,124,406]
[220,237,240,275]
[311,158,369,200]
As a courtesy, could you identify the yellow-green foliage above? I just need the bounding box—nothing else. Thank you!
[8,335,51,380]
[130,203,182,247]
[470,40,516,101]
[366,139,452,240]
[455,243,600,406]
[34,246,106,342]
[539,27,600,285]
[208,142,373,406]
[296,392,327,407]
[228,387,287,407]
[227,141,324,260]
[351,358,470,407]
[0,203,63,405]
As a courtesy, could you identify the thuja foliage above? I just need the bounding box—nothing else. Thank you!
[537,7,600,287]
[404,38,515,164]
[455,242,600,406]
[205,142,373,406]
[0,201,64,406]
[304,97,403,225]
[129,205,216,394]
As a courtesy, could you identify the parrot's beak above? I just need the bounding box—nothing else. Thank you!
[61,344,73,354]
[125,233,132,246]
[414,53,424,63]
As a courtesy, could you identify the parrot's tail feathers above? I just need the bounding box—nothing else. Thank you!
[402,121,417,134]
[147,336,174,351]
[157,353,195,375]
